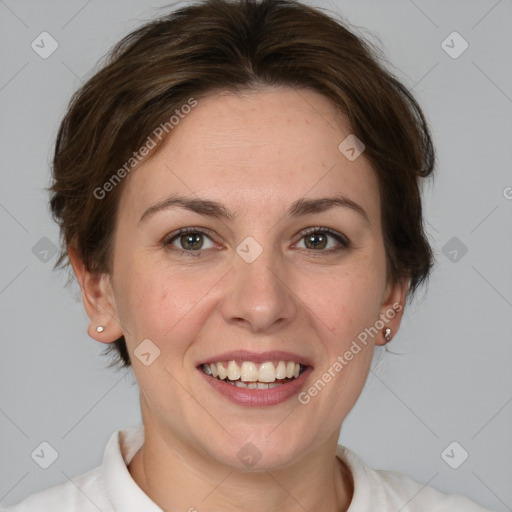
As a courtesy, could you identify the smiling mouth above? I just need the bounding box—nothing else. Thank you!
[199,360,307,389]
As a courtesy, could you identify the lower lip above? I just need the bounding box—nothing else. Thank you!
[198,367,313,407]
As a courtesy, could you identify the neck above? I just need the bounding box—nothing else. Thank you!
[128,423,353,512]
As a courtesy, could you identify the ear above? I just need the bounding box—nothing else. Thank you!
[68,245,124,344]
[374,276,409,346]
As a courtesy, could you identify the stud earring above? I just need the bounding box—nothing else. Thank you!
[96,326,105,333]
[383,328,392,343]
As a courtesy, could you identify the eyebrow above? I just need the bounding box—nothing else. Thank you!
[138,193,370,224]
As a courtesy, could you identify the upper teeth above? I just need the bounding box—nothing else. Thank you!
[201,360,302,382]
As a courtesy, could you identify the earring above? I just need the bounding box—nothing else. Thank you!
[383,328,392,343]
[96,326,105,333]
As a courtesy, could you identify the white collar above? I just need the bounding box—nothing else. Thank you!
[102,424,381,511]
[103,425,162,511]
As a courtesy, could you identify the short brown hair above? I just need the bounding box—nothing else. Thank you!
[50,0,435,370]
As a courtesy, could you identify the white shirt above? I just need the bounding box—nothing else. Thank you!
[2,425,494,511]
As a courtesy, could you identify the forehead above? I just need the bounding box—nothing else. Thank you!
[118,87,380,225]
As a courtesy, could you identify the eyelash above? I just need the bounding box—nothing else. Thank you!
[163,226,351,258]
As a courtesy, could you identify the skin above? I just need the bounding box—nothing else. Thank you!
[69,87,408,512]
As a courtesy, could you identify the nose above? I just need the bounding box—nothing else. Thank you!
[220,246,298,334]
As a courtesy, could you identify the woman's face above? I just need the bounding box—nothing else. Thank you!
[101,87,405,469]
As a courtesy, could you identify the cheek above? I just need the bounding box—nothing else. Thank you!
[113,255,220,344]
[301,249,386,340]
[112,255,170,339]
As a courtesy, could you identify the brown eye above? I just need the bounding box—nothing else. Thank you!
[304,232,328,250]
[296,228,350,252]
[178,232,204,250]
[164,228,216,253]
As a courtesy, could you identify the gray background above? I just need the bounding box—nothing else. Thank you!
[0,0,511,510]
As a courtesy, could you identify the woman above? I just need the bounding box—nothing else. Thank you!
[3,0,496,510]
